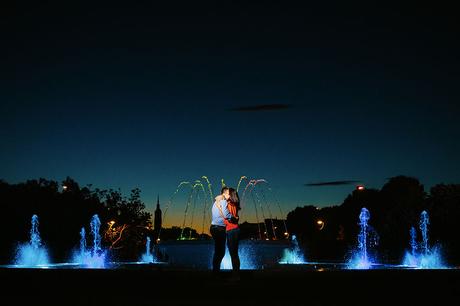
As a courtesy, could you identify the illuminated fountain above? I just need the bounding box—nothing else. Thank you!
[220,244,256,270]
[3,197,454,271]
[403,210,445,269]
[160,179,212,241]
[72,214,107,268]
[140,237,155,263]
[157,176,290,269]
[14,214,50,267]
[279,235,306,264]
[348,207,379,269]
[160,176,288,242]
[240,177,289,241]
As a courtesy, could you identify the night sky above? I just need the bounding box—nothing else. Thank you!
[2,2,459,225]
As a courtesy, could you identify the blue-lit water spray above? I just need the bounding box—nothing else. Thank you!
[403,210,445,268]
[410,226,417,255]
[140,237,155,263]
[420,211,429,253]
[72,214,107,268]
[79,227,87,259]
[279,235,305,264]
[14,214,50,267]
[221,244,256,270]
[348,207,377,269]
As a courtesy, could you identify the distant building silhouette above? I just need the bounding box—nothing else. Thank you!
[154,195,162,231]
[239,218,288,240]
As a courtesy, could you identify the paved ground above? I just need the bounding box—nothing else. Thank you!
[1,265,459,306]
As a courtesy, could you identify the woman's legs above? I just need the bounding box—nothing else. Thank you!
[227,228,240,273]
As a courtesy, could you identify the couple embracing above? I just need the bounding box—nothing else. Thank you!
[210,186,241,279]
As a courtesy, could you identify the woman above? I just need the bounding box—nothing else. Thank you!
[224,187,241,278]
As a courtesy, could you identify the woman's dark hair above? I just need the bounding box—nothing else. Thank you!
[228,188,240,210]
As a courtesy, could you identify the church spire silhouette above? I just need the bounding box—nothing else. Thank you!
[154,194,162,232]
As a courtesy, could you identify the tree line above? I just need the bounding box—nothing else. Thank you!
[286,175,460,265]
[0,177,151,263]
[1,175,459,265]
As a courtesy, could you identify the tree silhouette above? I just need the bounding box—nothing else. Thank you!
[286,175,459,264]
[0,178,152,263]
[100,188,152,260]
[1,175,459,265]
[426,184,460,263]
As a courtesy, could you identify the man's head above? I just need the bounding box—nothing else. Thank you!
[221,186,230,200]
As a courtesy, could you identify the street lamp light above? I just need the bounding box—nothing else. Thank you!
[317,219,325,230]
[108,220,116,231]
[356,185,365,191]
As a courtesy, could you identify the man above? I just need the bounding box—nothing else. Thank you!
[210,186,231,275]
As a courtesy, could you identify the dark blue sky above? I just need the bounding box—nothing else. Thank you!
[2,2,459,224]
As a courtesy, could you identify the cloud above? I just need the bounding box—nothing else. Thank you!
[229,104,292,112]
[304,180,361,187]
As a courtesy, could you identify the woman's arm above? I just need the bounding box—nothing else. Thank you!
[221,200,232,220]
